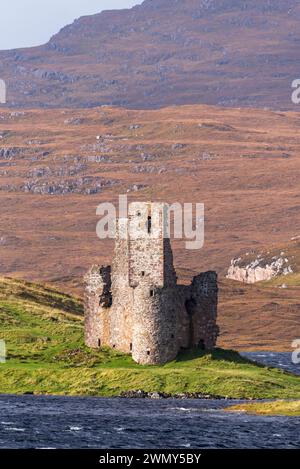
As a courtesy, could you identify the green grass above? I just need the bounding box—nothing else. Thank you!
[226,400,300,416]
[1,276,300,398]
[261,272,300,287]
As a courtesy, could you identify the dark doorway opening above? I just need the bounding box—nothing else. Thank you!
[198,339,205,350]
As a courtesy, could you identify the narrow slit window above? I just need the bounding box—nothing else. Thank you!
[147,216,152,234]
[150,289,154,297]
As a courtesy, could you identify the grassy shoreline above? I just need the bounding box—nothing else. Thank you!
[1,276,300,399]
[225,400,300,416]
[2,352,300,399]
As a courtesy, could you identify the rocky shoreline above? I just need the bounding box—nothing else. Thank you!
[18,391,255,400]
[118,390,250,400]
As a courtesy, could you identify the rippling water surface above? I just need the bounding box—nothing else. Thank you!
[242,352,300,375]
[0,352,299,449]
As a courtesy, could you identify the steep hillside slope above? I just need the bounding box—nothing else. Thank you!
[0,0,300,109]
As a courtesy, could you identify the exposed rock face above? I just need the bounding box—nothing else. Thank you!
[84,202,219,365]
[227,253,294,284]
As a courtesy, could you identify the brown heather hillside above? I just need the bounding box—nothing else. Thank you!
[0,103,299,350]
[1,0,300,110]
[219,278,300,351]
[0,103,300,285]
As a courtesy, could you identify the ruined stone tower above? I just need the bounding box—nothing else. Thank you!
[85,202,219,365]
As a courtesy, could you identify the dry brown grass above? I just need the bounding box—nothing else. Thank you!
[218,279,300,351]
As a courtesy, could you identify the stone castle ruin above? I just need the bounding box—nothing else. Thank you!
[84,202,219,365]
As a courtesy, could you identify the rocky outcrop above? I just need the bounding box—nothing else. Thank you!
[0,176,120,195]
[227,253,294,284]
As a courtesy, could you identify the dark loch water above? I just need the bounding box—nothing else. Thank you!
[242,352,300,376]
[0,352,299,449]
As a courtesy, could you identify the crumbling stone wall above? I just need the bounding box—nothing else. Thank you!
[127,202,170,288]
[84,265,111,348]
[109,234,134,353]
[187,272,219,350]
[84,202,219,365]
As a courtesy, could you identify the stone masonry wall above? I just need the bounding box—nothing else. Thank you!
[84,265,112,348]
[188,272,219,350]
[109,233,133,353]
[132,282,180,365]
[127,202,165,288]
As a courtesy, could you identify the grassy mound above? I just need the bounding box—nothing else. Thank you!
[1,276,300,398]
[226,400,300,416]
